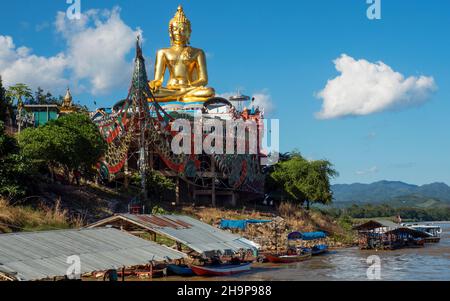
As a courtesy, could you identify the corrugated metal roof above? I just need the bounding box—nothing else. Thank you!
[0,228,185,281]
[88,214,258,255]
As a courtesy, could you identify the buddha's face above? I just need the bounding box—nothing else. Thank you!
[170,22,191,45]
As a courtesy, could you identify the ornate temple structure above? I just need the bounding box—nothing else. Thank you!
[93,6,265,207]
[59,88,78,114]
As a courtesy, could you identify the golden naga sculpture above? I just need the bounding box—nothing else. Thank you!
[149,5,215,103]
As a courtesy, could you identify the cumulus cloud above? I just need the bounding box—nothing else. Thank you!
[0,36,68,91]
[252,92,275,114]
[217,90,275,114]
[316,54,437,119]
[0,7,141,95]
[57,6,142,94]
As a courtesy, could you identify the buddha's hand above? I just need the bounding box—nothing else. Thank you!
[149,80,162,91]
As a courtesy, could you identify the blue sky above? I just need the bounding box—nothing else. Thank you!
[1,0,449,185]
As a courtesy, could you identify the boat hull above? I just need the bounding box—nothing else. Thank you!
[167,264,195,276]
[311,245,328,256]
[190,263,252,276]
[266,253,312,263]
[424,237,441,243]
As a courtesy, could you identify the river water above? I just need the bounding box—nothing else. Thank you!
[166,222,450,281]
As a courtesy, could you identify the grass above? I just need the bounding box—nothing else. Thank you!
[0,198,83,233]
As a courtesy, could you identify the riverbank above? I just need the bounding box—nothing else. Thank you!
[179,202,357,251]
[1,181,358,250]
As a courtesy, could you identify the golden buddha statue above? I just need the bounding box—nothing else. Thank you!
[149,5,215,103]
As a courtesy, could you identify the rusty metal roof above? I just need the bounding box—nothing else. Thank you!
[88,214,258,255]
[0,228,186,281]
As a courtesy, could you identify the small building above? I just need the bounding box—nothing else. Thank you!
[87,214,259,258]
[353,219,429,250]
[22,104,59,127]
[0,228,185,281]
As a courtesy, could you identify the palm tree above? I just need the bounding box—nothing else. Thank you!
[6,84,33,132]
[6,83,32,106]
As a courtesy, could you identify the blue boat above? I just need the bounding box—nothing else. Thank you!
[290,231,329,256]
[311,244,328,255]
[167,264,195,276]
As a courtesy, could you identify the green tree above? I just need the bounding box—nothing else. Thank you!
[269,152,338,209]
[131,170,176,205]
[0,121,33,198]
[6,83,32,107]
[19,113,106,179]
[33,87,45,105]
[0,76,13,125]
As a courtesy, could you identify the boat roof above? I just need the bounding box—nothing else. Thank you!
[405,224,441,229]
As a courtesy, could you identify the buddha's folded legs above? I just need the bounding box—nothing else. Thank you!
[150,86,215,102]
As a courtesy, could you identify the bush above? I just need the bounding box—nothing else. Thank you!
[0,121,34,198]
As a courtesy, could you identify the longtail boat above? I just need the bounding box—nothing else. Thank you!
[190,263,252,276]
[265,252,312,264]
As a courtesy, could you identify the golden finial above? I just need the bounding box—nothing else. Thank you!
[63,87,73,108]
[64,87,72,102]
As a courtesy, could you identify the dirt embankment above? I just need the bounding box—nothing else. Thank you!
[181,203,358,251]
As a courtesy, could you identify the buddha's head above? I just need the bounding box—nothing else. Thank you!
[169,5,191,46]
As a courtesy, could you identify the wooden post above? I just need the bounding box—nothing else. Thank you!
[193,185,197,203]
[231,192,237,207]
[121,267,125,282]
[175,177,180,204]
[124,154,129,190]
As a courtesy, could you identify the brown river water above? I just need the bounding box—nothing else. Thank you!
[159,222,450,281]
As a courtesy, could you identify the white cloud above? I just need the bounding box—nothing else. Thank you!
[0,36,68,91]
[217,90,275,114]
[356,166,379,176]
[252,92,275,114]
[56,6,142,94]
[0,7,141,96]
[316,54,437,119]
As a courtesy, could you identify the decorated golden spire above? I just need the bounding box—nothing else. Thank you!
[63,87,72,106]
[60,87,77,114]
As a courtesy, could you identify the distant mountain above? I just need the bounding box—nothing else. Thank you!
[331,181,450,207]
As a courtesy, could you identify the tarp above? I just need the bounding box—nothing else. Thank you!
[220,219,272,230]
[302,231,327,240]
[287,231,303,240]
[288,231,327,240]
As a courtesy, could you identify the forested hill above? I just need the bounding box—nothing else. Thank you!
[331,181,450,207]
